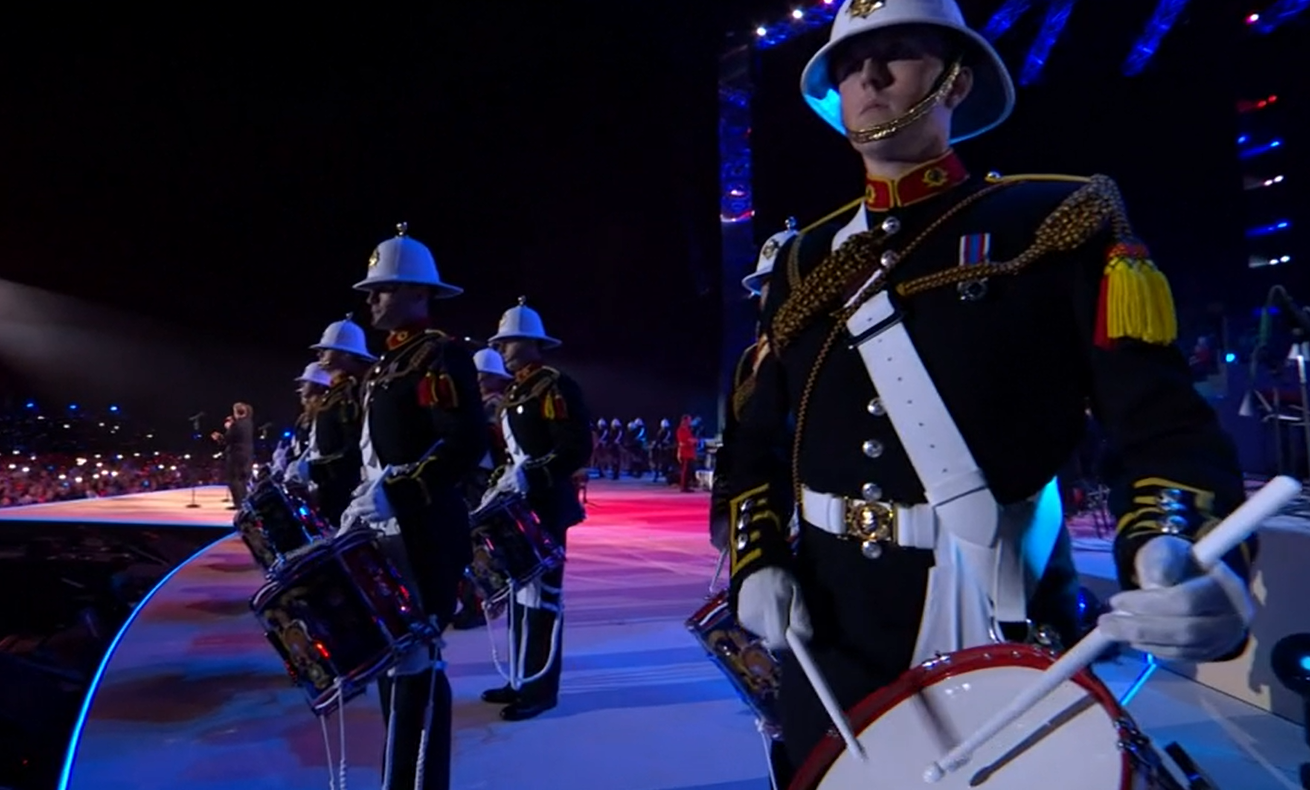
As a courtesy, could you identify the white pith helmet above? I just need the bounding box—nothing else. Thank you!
[800,0,1016,144]
[473,347,511,379]
[310,314,377,361]
[353,222,463,297]
[295,362,332,387]
[743,217,799,296]
[489,296,561,349]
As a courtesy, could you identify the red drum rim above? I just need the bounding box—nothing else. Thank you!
[787,642,1138,790]
[685,589,731,632]
[306,635,422,717]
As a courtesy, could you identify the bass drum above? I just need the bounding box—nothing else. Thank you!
[789,643,1180,790]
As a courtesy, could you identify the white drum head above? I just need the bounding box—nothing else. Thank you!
[796,645,1131,790]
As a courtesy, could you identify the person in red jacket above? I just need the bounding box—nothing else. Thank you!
[676,415,698,492]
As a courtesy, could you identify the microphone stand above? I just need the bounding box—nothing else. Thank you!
[186,412,205,509]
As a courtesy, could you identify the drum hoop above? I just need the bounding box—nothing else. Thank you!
[685,589,731,631]
[787,642,1138,790]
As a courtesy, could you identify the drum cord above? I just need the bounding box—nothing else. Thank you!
[317,678,348,790]
[485,583,565,690]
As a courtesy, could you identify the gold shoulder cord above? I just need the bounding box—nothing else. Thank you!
[783,198,864,293]
[786,182,1014,504]
[502,370,557,409]
[896,173,1111,298]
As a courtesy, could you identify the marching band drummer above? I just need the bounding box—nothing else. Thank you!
[724,0,1257,778]
[479,297,592,721]
[272,362,331,479]
[711,220,799,790]
[302,314,375,527]
[340,222,486,790]
[712,218,798,554]
[449,346,515,631]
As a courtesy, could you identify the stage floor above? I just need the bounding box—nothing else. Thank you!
[0,485,236,527]
[52,481,1306,790]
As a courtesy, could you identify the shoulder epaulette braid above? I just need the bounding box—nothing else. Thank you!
[784,197,864,292]
[772,181,1011,351]
[730,343,758,421]
[894,173,1177,348]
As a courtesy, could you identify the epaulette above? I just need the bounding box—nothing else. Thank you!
[505,365,569,419]
[730,342,759,421]
[783,197,864,292]
[895,173,1178,348]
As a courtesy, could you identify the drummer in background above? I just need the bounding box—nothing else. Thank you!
[712,220,798,790]
[273,362,332,480]
[449,346,514,631]
[725,0,1257,779]
[298,314,375,527]
[480,297,592,721]
[340,222,486,790]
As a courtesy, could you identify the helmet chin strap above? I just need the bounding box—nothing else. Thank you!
[844,59,964,145]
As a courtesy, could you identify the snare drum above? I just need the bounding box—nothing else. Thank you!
[789,643,1180,790]
[465,492,563,619]
[686,590,782,739]
[251,530,432,717]
[235,480,330,574]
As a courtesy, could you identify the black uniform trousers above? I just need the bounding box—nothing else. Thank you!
[777,523,1079,773]
[374,496,469,790]
[513,523,567,702]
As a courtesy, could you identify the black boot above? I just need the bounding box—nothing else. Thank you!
[499,606,561,722]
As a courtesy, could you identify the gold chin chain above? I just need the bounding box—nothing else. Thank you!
[845,60,963,145]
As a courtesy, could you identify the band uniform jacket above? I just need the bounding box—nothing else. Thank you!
[307,373,364,526]
[463,391,508,509]
[365,328,487,621]
[710,340,765,552]
[727,153,1254,656]
[290,409,314,459]
[501,363,592,534]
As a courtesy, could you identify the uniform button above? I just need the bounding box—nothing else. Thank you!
[880,250,898,267]
[861,440,884,459]
[866,398,886,416]
[736,532,750,551]
[880,216,900,235]
[861,482,882,501]
[1160,515,1188,535]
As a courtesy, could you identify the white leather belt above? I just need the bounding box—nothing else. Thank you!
[800,486,937,550]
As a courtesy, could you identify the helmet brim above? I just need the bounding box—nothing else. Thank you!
[799,22,1015,144]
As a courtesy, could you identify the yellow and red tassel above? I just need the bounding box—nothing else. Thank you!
[1093,241,1178,349]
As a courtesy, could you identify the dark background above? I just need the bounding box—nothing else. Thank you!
[0,1,1306,441]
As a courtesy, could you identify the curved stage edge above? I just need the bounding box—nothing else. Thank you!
[51,480,1308,790]
[57,535,229,789]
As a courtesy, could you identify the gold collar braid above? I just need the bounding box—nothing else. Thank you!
[845,60,963,145]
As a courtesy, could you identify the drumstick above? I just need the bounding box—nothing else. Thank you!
[922,474,1301,784]
[785,629,869,764]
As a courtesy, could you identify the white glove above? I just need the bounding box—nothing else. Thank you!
[495,464,528,496]
[1098,535,1254,662]
[285,456,311,485]
[736,566,812,650]
[340,473,396,530]
[271,442,289,475]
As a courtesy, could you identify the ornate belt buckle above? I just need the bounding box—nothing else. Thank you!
[843,499,896,543]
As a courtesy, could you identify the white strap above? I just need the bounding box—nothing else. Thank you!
[501,411,529,465]
[799,487,936,550]
[844,290,1028,625]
